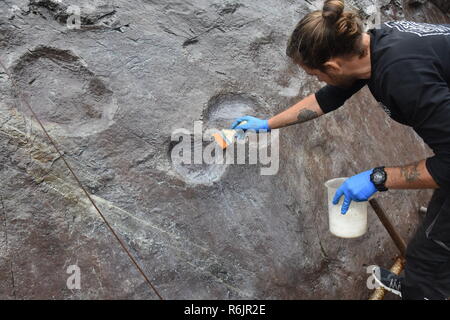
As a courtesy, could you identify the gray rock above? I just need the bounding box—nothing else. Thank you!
[0,0,448,299]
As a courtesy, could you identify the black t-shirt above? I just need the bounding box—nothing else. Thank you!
[315,21,450,191]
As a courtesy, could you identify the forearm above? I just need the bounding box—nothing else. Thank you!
[268,94,324,129]
[385,159,439,189]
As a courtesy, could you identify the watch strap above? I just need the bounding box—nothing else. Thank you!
[371,166,388,192]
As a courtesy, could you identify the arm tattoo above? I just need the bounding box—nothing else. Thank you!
[400,162,421,183]
[292,109,319,125]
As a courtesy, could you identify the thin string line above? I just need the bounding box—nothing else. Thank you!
[0,57,164,300]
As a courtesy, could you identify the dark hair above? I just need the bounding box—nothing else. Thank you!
[286,0,364,70]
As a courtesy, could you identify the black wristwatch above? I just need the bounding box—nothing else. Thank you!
[370,166,388,192]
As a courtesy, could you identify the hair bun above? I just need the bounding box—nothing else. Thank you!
[322,0,345,24]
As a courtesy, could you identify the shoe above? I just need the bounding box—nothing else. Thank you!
[372,266,403,297]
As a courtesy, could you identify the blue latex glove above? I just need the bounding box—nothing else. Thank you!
[231,116,270,132]
[332,169,378,215]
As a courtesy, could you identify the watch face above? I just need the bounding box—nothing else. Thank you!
[373,172,384,184]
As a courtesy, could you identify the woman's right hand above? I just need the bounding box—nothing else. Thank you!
[230,116,271,132]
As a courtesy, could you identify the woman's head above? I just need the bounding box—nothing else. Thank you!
[286,0,365,85]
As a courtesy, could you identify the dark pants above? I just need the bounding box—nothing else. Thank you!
[402,188,450,300]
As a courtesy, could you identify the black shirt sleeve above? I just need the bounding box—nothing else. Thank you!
[315,79,368,114]
[379,59,450,191]
[426,153,450,192]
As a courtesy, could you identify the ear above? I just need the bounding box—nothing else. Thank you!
[323,60,341,74]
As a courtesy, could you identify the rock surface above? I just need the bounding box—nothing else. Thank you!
[0,0,449,299]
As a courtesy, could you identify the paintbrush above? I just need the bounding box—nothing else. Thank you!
[212,121,247,150]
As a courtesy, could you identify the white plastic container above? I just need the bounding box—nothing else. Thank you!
[324,177,368,238]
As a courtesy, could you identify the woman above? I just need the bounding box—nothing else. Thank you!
[232,0,450,299]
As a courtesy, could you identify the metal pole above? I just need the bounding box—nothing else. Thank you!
[369,199,407,257]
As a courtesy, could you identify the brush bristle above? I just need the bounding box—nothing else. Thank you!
[212,133,228,149]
